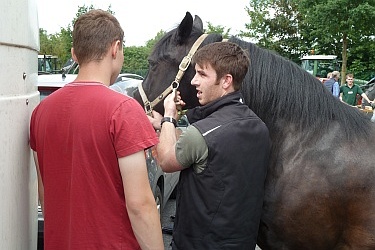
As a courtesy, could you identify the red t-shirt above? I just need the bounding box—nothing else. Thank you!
[30,82,158,250]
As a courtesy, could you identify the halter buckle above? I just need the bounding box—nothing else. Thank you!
[144,101,153,116]
[179,56,192,71]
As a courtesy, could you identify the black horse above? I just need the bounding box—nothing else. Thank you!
[134,12,375,250]
[363,77,375,104]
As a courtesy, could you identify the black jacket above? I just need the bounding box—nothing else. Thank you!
[172,91,270,250]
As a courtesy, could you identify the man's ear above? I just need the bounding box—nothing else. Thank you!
[111,40,121,59]
[71,48,78,62]
[222,74,233,89]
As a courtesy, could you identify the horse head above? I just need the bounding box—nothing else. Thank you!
[133,12,223,115]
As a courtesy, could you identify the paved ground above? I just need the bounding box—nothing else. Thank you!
[161,198,175,249]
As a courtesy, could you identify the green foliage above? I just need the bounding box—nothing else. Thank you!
[206,22,231,38]
[123,46,150,76]
[241,0,308,63]
[39,28,71,70]
[39,29,51,55]
[242,0,375,80]
[145,30,166,48]
[347,37,375,80]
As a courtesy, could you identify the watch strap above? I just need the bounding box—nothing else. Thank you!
[161,117,177,127]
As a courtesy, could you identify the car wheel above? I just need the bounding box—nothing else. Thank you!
[154,185,163,217]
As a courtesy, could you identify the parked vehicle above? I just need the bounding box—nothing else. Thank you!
[61,58,79,74]
[37,73,181,249]
[301,55,340,83]
[301,54,368,86]
[38,55,59,74]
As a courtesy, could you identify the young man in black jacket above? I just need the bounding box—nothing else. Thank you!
[149,42,270,250]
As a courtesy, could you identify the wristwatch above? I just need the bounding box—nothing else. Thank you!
[160,117,177,127]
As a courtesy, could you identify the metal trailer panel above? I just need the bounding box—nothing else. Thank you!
[0,0,40,249]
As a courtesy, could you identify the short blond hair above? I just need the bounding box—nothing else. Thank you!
[331,71,340,78]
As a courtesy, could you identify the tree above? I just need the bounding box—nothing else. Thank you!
[297,0,375,83]
[206,22,231,39]
[39,28,53,55]
[241,0,309,62]
[242,0,375,82]
[123,46,150,76]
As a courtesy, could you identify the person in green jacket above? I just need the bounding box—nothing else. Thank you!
[340,73,373,106]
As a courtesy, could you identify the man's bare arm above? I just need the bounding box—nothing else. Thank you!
[155,90,185,173]
[119,151,164,250]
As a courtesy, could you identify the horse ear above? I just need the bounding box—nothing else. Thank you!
[193,15,203,31]
[176,12,194,44]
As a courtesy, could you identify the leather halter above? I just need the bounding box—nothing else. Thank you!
[138,34,209,116]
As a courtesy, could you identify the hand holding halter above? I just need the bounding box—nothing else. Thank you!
[170,87,185,120]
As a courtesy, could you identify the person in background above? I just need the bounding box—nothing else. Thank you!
[324,71,340,98]
[148,42,270,249]
[30,9,163,250]
[340,73,373,106]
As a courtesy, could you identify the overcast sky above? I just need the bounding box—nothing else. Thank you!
[36,0,250,46]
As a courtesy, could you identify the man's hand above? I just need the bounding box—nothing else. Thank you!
[147,90,186,131]
[147,111,163,130]
[164,89,185,118]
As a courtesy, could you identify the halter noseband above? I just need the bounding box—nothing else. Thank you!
[138,34,209,116]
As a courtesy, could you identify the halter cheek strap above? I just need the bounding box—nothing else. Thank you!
[138,34,209,117]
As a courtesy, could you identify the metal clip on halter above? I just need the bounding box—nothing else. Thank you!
[144,101,153,116]
[171,81,179,91]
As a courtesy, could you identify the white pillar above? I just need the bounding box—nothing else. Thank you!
[0,0,39,248]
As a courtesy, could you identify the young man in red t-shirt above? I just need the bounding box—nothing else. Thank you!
[30,10,163,250]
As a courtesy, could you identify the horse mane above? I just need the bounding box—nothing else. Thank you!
[229,37,373,139]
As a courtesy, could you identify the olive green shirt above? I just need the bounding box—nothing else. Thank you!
[175,125,208,173]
